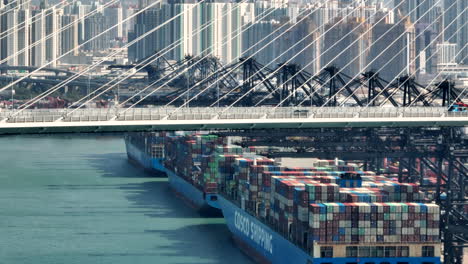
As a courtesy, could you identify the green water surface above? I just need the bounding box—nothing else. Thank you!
[0,135,253,264]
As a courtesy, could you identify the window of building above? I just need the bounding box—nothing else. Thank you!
[320,246,333,258]
[151,145,164,158]
[302,233,308,248]
[346,246,358,258]
[384,246,396,257]
[398,246,409,257]
[422,246,435,257]
[376,246,384,257]
[359,246,371,257]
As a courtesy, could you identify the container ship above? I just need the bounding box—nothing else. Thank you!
[162,133,231,213]
[125,132,232,214]
[218,159,441,264]
[124,132,166,175]
[125,132,442,264]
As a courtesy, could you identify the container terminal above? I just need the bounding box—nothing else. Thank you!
[124,127,467,264]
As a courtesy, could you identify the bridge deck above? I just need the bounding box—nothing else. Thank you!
[0,107,466,134]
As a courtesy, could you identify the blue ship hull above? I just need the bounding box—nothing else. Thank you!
[124,138,166,175]
[124,137,220,214]
[218,196,440,264]
[166,169,220,215]
[219,195,313,264]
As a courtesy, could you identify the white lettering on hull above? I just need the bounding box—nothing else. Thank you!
[234,210,273,254]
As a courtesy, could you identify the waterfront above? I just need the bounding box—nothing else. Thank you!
[0,135,253,264]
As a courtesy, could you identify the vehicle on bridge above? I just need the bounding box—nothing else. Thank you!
[448,102,468,112]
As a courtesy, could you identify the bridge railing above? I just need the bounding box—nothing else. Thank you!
[0,107,466,123]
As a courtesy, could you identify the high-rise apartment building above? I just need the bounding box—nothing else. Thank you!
[129,2,254,64]
[437,42,457,65]
[16,9,30,66]
[368,19,416,81]
[84,13,106,52]
[122,6,136,39]
[31,4,60,67]
[31,10,47,66]
[393,0,439,75]
[65,1,93,45]
[443,0,467,64]
[0,3,31,66]
[394,0,437,26]
[60,14,79,57]
[321,18,372,77]
[129,7,160,61]
[45,7,60,67]
[3,10,20,66]
[455,0,467,64]
[104,4,123,41]
[242,15,321,74]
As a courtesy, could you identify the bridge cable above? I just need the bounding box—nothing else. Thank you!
[177,2,369,112]
[105,1,317,113]
[360,4,467,108]
[220,0,415,111]
[10,0,242,117]
[406,45,468,108]
[298,0,459,108]
[5,0,194,116]
[114,2,332,115]
[269,0,444,109]
[0,0,144,93]
[0,0,29,12]
[253,0,429,108]
[60,0,282,117]
[376,29,468,108]
[0,0,72,45]
[153,1,373,117]
[0,0,118,68]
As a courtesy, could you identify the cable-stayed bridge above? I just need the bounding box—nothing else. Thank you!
[0,0,467,262]
[1,53,466,135]
[0,107,466,134]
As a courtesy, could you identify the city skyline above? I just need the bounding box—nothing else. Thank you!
[0,0,466,108]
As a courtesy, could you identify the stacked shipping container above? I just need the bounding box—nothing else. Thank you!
[307,202,439,243]
[225,156,440,249]
[164,134,235,193]
[129,132,441,261]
